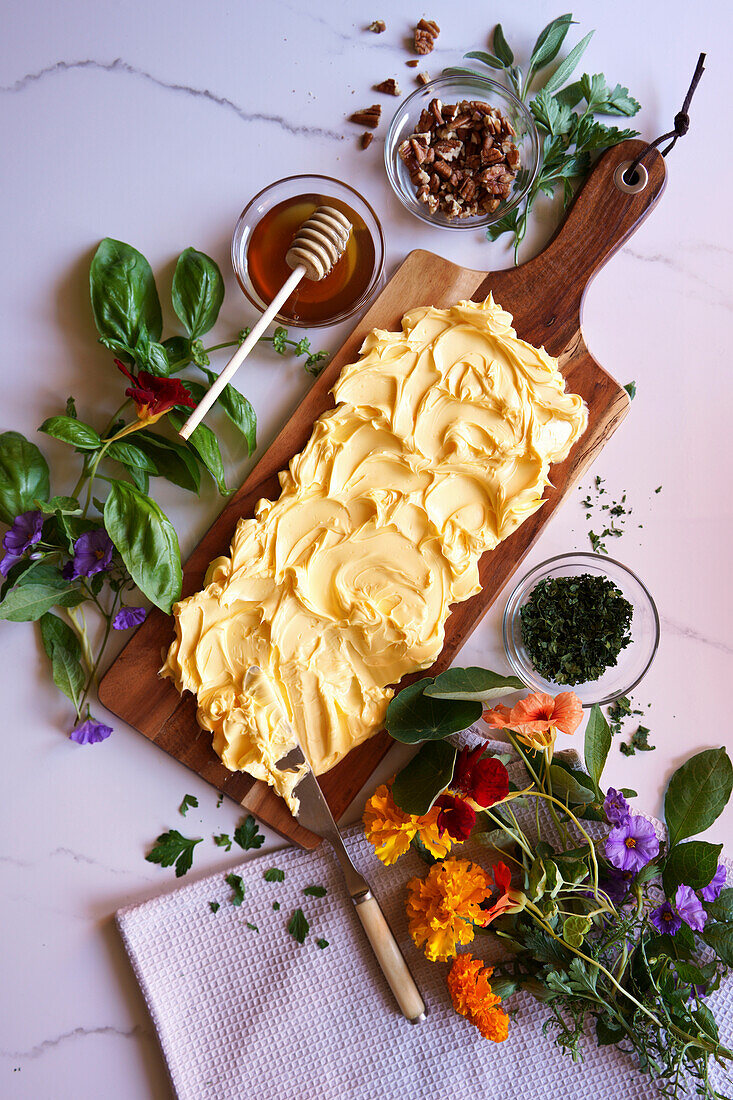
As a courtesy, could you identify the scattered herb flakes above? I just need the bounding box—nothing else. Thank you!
[179,794,198,817]
[288,908,310,944]
[273,901,281,911]
[216,792,224,808]
[316,938,329,950]
[234,815,265,851]
[303,885,327,898]
[264,868,285,883]
[607,694,642,737]
[620,725,656,757]
[624,381,636,400]
[225,873,246,907]
[519,573,632,685]
[214,833,232,852]
[146,830,202,878]
[246,922,259,932]
[655,486,663,494]
[209,902,220,913]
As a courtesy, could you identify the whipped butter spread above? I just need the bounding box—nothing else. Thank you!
[161,297,588,811]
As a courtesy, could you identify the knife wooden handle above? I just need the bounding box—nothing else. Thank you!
[353,891,427,1022]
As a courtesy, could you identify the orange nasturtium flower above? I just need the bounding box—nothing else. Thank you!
[447,954,509,1042]
[482,860,526,924]
[483,690,582,752]
[363,784,453,866]
[406,858,493,962]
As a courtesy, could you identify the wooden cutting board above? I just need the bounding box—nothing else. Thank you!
[99,140,666,848]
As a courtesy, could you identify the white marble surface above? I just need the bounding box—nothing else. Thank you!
[1,1,731,1096]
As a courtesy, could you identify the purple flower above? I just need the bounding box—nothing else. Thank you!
[66,529,114,579]
[70,717,113,745]
[1,510,43,575]
[602,867,635,905]
[605,815,660,872]
[113,606,147,630]
[604,787,632,825]
[675,884,707,932]
[701,864,726,903]
[650,900,682,935]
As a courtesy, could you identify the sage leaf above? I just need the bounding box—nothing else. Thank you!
[703,923,733,966]
[583,704,611,788]
[39,611,84,710]
[526,14,575,88]
[385,679,481,744]
[168,410,231,496]
[464,50,505,71]
[134,430,201,494]
[90,238,162,352]
[103,479,182,613]
[423,666,524,703]
[105,440,158,474]
[663,841,723,896]
[492,24,514,67]
[0,431,50,524]
[172,248,224,339]
[664,747,733,847]
[391,740,457,815]
[39,416,101,450]
[200,367,257,455]
[707,888,733,923]
[542,31,594,96]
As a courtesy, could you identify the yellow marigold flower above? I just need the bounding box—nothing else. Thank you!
[406,859,492,962]
[363,784,452,866]
[447,954,509,1042]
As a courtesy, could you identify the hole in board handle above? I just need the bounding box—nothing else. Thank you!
[614,161,649,195]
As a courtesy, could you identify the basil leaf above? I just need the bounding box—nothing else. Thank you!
[39,611,85,709]
[172,248,224,339]
[0,431,50,524]
[527,14,575,86]
[707,889,733,923]
[134,335,170,377]
[542,32,594,96]
[133,431,201,494]
[664,747,733,847]
[127,466,149,493]
[703,923,733,966]
[103,479,181,613]
[39,416,101,450]
[0,566,84,621]
[105,440,158,474]
[584,704,611,789]
[663,841,723,896]
[424,666,524,703]
[464,50,505,71]
[162,336,192,371]
[168,410,231,496]
[385,679,482,744]
[549,765,596,804]
[198,367,257,455]
[90,238,162,352]
[492,25,514,67]
[391,740,457,815]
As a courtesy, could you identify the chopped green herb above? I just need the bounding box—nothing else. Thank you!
[620,725,656,757]
[214,833,232,852]
[316,938,329,949]
[303,885,327,898]
[264,868,285,883]
[588,531,605,554]
[272,901,280,911]
[209,901,220,913]
[216,792,224,808]
[146,830,202,878]
[288,908,310,944]
[225,872,245,907]
[655,486,662,494]
[179,794,198,817]
[519,573,633,685]
[246,922,259,932]
[623,381,636,400]
[234,815,265,851]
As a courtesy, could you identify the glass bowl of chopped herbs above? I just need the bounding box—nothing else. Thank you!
[503,553,659,707]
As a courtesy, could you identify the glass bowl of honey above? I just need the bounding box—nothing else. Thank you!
[231,175,385,328]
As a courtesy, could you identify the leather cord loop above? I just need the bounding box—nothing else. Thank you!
[624,52,706,184]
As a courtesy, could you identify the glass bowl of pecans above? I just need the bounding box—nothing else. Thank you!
[384,74,540,230]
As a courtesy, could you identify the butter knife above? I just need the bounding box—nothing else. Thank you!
[275,739,427,1023]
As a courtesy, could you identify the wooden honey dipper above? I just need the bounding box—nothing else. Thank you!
[179,206,352,440]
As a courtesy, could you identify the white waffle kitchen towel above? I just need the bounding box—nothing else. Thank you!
[117,743,732,1100]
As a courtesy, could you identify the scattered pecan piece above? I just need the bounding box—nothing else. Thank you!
[367,19,386,33]
[359,132,374,150]
[406,59,419,68]
[349,104,382,129]
[374,78,401,96]
[417,72,431,86]
[414,17,440,55]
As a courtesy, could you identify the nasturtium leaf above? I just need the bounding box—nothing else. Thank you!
[90,238,162,352]
[172,248,224,339]
[703,923,733,966]
[707,888,733,923]
[385,679,482,744]
[39,611,84,709]
[548,764,596,804]
[528,858,547,901]
[584,704,611,788]
[391,740,457,816]
[103,479,181,613]
[662,841,723,897]
[39,416,101,450]
[199,367,257,455]
[562,914,592,948]
[664,747,733,848]
[423,666,524,703]
[0,431,50,524]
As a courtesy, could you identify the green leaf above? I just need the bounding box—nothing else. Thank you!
[0,566,84,621]
[562,914,592,948]
[287,908,309,944]
[133,431,201,494]
[423,666,524,703]
[213,833,232,851]
[602,83,641,117]
[303,885,327,898]
[39,416,101,450]
[703,923,733,966]
[584,704,611,788]
[105,440,158,473]
[171,248,224,339]
[134,336,170,377]
[316,938,329,950]
[145,829,202,877]
[209,901,220,913]
[385,679,481,744]
[168,410,231,496]
[527,14,575,87]
[263,868,285,883]
[664,748,733,847]
[0,431,50,524]
[464,50,504,71]
[492,25,514,66]
[707,888,733,923]
[162,335,192,370]
[391,740,457,815]
[485,209,519,242]
[596,1017,625,1046]
[39,611,84,710]
[103,479,182,613]
[624,381,636,401]
[233,814,264,850]
[37,495,81,516]
[542,31,594,95]
[225,872,245,906]
[179,794,198,817]
[199,367,257,456]
[663,841,723,896]
[549,765,596,804]
[89,238,162,353]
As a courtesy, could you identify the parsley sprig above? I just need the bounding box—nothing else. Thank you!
[146,829,202,878]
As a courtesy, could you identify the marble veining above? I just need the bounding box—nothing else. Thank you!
[1,1024,152,1061]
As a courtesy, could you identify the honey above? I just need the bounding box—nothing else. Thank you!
[246,193,376,326]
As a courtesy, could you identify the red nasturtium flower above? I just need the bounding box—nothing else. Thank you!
[480,860,526,925]
[434,794,476,842]
[115,360,196,424]
[453,746,509,807]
